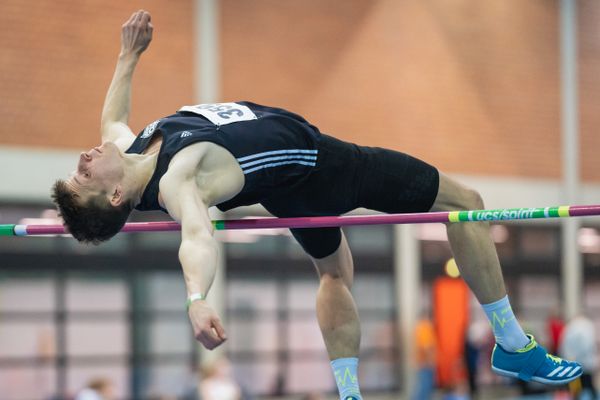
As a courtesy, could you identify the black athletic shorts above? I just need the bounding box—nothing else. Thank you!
[260,134,439,259]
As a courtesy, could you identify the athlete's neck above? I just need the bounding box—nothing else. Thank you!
[121,152,159,208]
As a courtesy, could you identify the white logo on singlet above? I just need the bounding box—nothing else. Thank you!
[180,130,192,138]
[141,119,160,138]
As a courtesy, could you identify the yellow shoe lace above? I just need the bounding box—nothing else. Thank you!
[516,336,537,353]
[546,354,563,364]
[515,336,564,363]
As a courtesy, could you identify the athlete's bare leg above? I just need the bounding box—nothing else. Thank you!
[430,172,506,304]
[312,233,363,399]
[429,173,584,385]
[312,233,360,358]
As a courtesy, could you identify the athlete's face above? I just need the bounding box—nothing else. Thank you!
[66,142,125,202]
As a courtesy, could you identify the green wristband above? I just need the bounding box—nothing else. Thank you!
[186,293,205,311]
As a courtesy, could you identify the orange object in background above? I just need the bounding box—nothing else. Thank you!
[415,318,437,368]
[433,276,470,387]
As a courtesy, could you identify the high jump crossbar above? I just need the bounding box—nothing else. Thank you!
[1,204,600,237]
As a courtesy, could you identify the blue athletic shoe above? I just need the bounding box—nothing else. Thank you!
[491,334,583,385]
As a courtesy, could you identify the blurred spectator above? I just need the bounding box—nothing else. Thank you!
[302,393,324,400]
[441,386,469,400]
[547,307,565,355]
[560,314,598,400]
[199,358,242,400]
[75,378,114,400]
[147,396,177,400]
[411,313,437,400]
[464,320,491,399]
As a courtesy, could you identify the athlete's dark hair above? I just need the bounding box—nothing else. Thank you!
[51,179,132,244]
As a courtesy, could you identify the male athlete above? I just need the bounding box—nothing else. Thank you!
[52,10,582,399]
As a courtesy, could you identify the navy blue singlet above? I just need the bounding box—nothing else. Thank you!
[125,101,322,212]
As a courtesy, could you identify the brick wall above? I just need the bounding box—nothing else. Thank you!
[221,0,599,182]
[1,0,598,181]
[0,0,194,150]
[579,0,600,182]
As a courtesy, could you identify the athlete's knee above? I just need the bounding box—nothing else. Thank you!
[457,186,485,211]
[433,173,485,212]
[316,259,353,289]
[319,269,344,283]
[317,260,347,281]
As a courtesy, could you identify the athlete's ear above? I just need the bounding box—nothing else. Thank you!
[109,185,123,207]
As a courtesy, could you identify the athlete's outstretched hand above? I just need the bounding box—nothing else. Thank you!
[120,10,153,57]
[188,300,227,350]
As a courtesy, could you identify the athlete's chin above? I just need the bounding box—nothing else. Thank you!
[101,141,121,157]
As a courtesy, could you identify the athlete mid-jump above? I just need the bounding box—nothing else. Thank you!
[52,10,581,400]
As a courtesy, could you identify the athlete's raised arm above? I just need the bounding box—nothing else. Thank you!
[160,176,227,350]
[100,10,153,151]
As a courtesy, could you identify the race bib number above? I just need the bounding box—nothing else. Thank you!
[178,103,257,126]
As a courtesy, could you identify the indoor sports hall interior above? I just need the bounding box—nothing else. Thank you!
[1,1,599,399]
